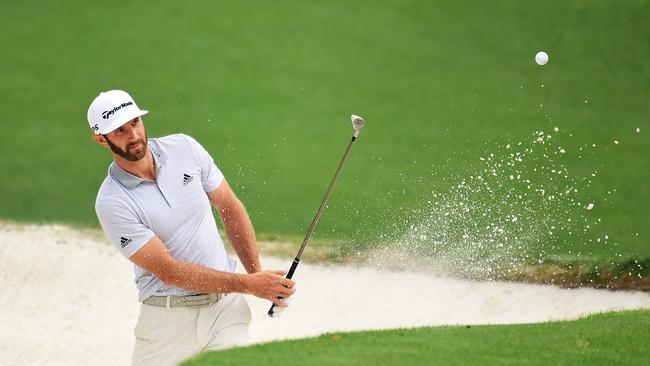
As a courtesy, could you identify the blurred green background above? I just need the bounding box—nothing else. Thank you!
[0,0,648,260]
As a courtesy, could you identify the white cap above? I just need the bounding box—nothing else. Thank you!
[87,90,148,134]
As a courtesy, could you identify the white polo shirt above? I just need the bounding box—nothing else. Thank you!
[95,133,236,302]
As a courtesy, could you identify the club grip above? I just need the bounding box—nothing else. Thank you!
[267,258,300,317]
[285,258,299,279]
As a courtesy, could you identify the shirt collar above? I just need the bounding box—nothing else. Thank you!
[109,139,169,189]
[148,139,168,168]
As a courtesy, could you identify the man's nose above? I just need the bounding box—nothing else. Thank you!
[125,126,141,141]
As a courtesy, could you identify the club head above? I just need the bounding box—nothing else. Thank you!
[351,115,365,137]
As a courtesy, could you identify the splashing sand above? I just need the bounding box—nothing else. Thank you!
[376,129,620,280]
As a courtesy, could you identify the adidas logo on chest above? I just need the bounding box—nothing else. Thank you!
[182,174,194,186]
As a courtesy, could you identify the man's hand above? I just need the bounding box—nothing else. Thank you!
[245,269,296,307]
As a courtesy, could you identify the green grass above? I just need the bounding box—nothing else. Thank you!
[0,1,648,261]
[182,310,650,366]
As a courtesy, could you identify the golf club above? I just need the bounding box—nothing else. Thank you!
[268,115,366,318]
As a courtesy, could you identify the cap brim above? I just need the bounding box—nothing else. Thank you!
[96,110,149,135]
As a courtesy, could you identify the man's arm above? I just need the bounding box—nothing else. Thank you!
[129,235,295,305]
[207,179,261,274]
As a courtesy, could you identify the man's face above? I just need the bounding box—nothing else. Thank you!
[100,117,148,161]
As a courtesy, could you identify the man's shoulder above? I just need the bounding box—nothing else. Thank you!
[95,174,126,209]
[95,162,138,203]
[96,166,127,194]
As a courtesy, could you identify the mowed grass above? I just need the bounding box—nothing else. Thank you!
[0,1,648,260]
[183,310,650,366]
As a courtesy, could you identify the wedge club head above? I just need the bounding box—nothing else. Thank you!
[351,115,365,137]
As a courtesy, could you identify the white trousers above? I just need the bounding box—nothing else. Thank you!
[131,293,252,366]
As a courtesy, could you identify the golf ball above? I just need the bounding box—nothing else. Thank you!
[535,51,549,65]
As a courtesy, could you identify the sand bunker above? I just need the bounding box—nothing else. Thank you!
[1,223,648,365]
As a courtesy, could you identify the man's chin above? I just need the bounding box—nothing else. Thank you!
[126,143,147,161]
[126,151,147,162]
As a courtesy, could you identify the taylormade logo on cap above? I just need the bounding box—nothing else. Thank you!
[87,90,148,135]
[102,101,134,120]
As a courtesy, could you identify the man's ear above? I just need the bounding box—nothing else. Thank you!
[92,134,109,149]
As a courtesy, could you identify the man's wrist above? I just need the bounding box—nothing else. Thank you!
[237,272,253,295]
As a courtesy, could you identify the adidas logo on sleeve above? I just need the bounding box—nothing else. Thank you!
[120,236,133,248]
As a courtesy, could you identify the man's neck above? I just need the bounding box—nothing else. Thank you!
[114,149,156,181]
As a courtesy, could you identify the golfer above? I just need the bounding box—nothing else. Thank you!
[87,90,295,366]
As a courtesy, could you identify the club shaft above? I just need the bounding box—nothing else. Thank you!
[268,134,358,317]
[296,135,357,261]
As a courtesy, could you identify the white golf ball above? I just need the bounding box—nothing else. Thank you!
[535,51,549,65]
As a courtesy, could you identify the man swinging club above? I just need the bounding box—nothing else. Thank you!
[88,90,295,366]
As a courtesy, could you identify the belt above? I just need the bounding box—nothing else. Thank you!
[143,293,224,308]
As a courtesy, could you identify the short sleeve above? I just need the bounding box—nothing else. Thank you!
[96,198,155,258]
[183,134,224,192]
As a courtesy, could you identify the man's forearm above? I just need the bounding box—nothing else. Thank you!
[162,259,251,294]
[220,200,262,274]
